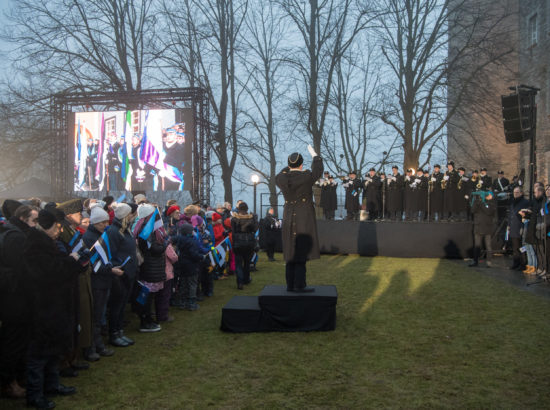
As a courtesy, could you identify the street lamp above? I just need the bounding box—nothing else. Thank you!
[251,174,260,215]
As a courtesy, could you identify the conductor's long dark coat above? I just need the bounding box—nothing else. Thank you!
[276,156,324,263]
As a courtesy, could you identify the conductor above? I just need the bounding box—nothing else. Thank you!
[276,145,324,292]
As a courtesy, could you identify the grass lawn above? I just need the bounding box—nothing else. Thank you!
[15,255,550,408]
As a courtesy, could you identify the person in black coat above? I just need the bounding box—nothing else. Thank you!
[403,169,415,221]
[429,165,444,221]
[526,185,546,272]
[342,171,362,221]
[469,191,497,267]
[276,146,323,292]
[231,203,259,289]
[82,207,123,358]
[443,162,461,220]
[317,172,338,220]
[363,168,381,220]
[24,210,86,409]
[261,207,280,261]
[414,169,428,221]
[175,223,206,310]
[105,204,138,347]
[386,166,404,221]
[0,204,37,399]
[507,187,530,270]
[492,170,510,199]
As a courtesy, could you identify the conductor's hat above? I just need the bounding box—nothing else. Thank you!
[288,152,303,168]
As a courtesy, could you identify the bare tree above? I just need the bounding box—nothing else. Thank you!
[160,0,248,204]
[375,0,515,170]
[5,0,158,92]
[277,0,374,154]
[236,2,289,213]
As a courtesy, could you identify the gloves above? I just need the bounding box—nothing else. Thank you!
[431,177,436,182]
[414,178,421,184]
[307,144,317,158]
[444,175,449,181]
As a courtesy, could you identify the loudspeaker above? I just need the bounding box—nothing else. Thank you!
[501,92,535,143]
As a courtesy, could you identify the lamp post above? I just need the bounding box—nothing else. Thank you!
[251,174,260,215]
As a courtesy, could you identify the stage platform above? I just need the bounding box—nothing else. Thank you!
[221,285,338,333]
[317,220,473,259]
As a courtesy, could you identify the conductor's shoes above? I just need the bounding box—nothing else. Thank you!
[294,287,315,293]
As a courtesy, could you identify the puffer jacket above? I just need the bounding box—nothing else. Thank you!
[138,237,166,283]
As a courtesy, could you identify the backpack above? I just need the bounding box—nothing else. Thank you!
[0,224,21,294]
[232,231,256,250]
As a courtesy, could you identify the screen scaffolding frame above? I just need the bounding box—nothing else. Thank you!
[50,87,211,204]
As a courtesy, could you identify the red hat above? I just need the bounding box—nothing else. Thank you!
[212,212,222,222]
[166,205,181,217]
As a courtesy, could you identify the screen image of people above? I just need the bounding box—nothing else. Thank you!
[74,109,189,192]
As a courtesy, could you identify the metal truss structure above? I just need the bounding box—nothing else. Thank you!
[50,88,211,203]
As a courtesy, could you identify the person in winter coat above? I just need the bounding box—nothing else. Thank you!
[24,209,86,409]
[0,204,37,399]
[276,146,323,292]
[82,206,124,359]
[261,208,280,261]
[524,185,546,274]
[507,187,530,270]
[231,202,259,290]
[105,203,138,347]
[175,223,207,310]
[135,204,167,332]
[469,191,496,267]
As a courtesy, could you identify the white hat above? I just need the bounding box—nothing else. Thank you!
[134,194,147,204]
[137,203,155,220]
[90,200,106,210]
[114,203,131,220]
[90,206,110,225]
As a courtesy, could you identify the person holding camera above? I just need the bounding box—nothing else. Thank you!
[469,191,496,267]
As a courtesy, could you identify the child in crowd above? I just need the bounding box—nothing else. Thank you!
[175,223,207,311]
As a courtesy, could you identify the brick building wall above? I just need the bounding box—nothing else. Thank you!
[447,0,520,179]
[517,0,550,188]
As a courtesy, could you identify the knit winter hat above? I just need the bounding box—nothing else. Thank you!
[212,212,222,222]
[167,205,181,217]
[38,209,57,230]
[134,194,147,204]
[191,215,204,228]
[114,203,131,220]
[1,199,22,219]
[56,199,83,215]
[90,206,110,225]
[137,203,155,220]
[180,223,194,236]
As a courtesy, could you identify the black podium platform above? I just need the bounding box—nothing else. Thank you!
[220,285,338,333]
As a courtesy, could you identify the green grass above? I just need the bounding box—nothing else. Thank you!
[18,255,550,408]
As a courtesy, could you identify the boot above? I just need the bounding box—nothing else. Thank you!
[187,298,200,311]
[2,379,26,398]
[109,331,130,347]
[522,265,534,274]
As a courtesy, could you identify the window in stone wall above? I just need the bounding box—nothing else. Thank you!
[528,13,537,47]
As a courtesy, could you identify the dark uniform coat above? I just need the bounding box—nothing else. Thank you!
[276,156,323,262]
[430,172,444,214]
[479,174,492,191]
[387,173,404,213]
[343,177,362,213]
[414,176,428,212]
[443,169,460,214]
[319,180,338,212]
[362,175,381,214]
[456,174,469,212]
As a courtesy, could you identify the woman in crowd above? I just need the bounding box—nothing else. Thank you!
[24,209,86,409]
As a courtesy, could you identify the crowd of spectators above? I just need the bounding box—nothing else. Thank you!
[0,194,267,409]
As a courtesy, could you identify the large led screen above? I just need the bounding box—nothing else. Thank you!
[73,109,193,192]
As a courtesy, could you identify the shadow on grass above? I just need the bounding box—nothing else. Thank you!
[30,254,550,409]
